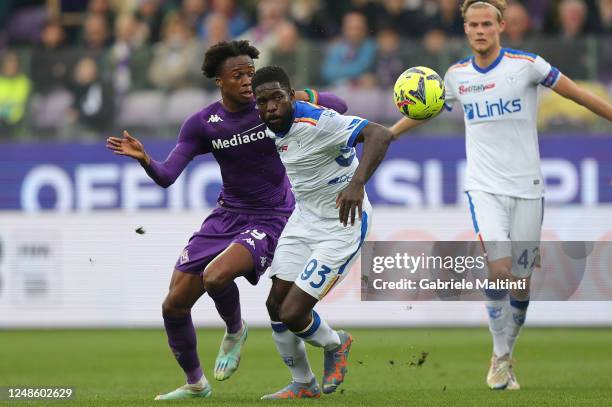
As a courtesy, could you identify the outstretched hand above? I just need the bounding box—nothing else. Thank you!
[106,130,148,164]
[336,182,364,226]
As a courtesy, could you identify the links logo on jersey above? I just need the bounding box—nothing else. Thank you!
[464,103,474,119]
[463,98,522,120]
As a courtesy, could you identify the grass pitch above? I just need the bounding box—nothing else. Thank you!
[1,327,611,406]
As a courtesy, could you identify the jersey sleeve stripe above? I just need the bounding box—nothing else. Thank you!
[347,119,369,147]
[448,56,471,71]
[294,117,318,126]
[449,61,470,71]
[504,54,535,63]
[444,103,453,112]
[540,67,561,88]
[305,101,324,109]
[504,48,537,59]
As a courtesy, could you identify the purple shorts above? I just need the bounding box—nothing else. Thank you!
[175,207,289,285]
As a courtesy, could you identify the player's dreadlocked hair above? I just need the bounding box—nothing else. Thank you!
[251,66,292,92]
[461,0,507,22]
[202,40,260,78]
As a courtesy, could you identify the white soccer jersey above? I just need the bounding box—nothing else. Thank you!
[444,48,561,198]
[267,101,370,218]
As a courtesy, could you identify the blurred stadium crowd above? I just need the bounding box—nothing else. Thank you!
[0,0,611,140]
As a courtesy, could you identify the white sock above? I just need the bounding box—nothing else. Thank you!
[486,299,510,357]
[294,310,340,351]
[506,298,529,356]
[271,321,314,383]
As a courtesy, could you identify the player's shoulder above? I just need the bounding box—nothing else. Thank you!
[200,100,223,116]
[447,56,472,73]
[176,103,218,142]
[194,100,223,126]
[502,48,539,64]
[293,101,342,133]
[293,101,328,126]
[292,101,353,136]
[180,104,212,130]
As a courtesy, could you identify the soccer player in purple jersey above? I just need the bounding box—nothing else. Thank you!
[105,40,347,400]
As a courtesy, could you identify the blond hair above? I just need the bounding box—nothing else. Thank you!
[461,0,507,22]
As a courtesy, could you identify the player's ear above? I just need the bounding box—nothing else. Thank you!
[289,88,295,101]
[499,19,506,33]
[215,77,222,88]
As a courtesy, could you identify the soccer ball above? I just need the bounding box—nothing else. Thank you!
[393,66,445,120]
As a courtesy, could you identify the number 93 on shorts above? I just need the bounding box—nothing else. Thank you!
[269,208,372,300]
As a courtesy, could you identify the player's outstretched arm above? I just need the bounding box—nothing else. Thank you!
[388,116,431,141]
[336,122,393,226]
[106,120,199,188]
[553,74,612,121]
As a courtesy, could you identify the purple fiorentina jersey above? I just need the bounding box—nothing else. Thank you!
[143,94,347,216]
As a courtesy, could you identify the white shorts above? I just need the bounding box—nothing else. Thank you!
[269,202,372,300]
[465,190,543,278]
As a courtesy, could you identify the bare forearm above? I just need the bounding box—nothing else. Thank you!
[554,74,612,121]
[573,88,612,121]
[389,117,428,140]
[352,123,392,185]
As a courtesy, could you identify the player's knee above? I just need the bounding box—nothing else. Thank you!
[266,295,281,321]
[510,277,530,301]
[202,268,231,293]
[488,259,512,280]
[162,295,190,319]
[278,304,305,329]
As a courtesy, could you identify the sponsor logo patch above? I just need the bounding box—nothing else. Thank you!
[458,83,496,95]
[207,114,223,123]
[179,249,189,265]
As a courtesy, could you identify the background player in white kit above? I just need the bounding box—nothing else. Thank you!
[390,0,612,391]
[252,66,393,399]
